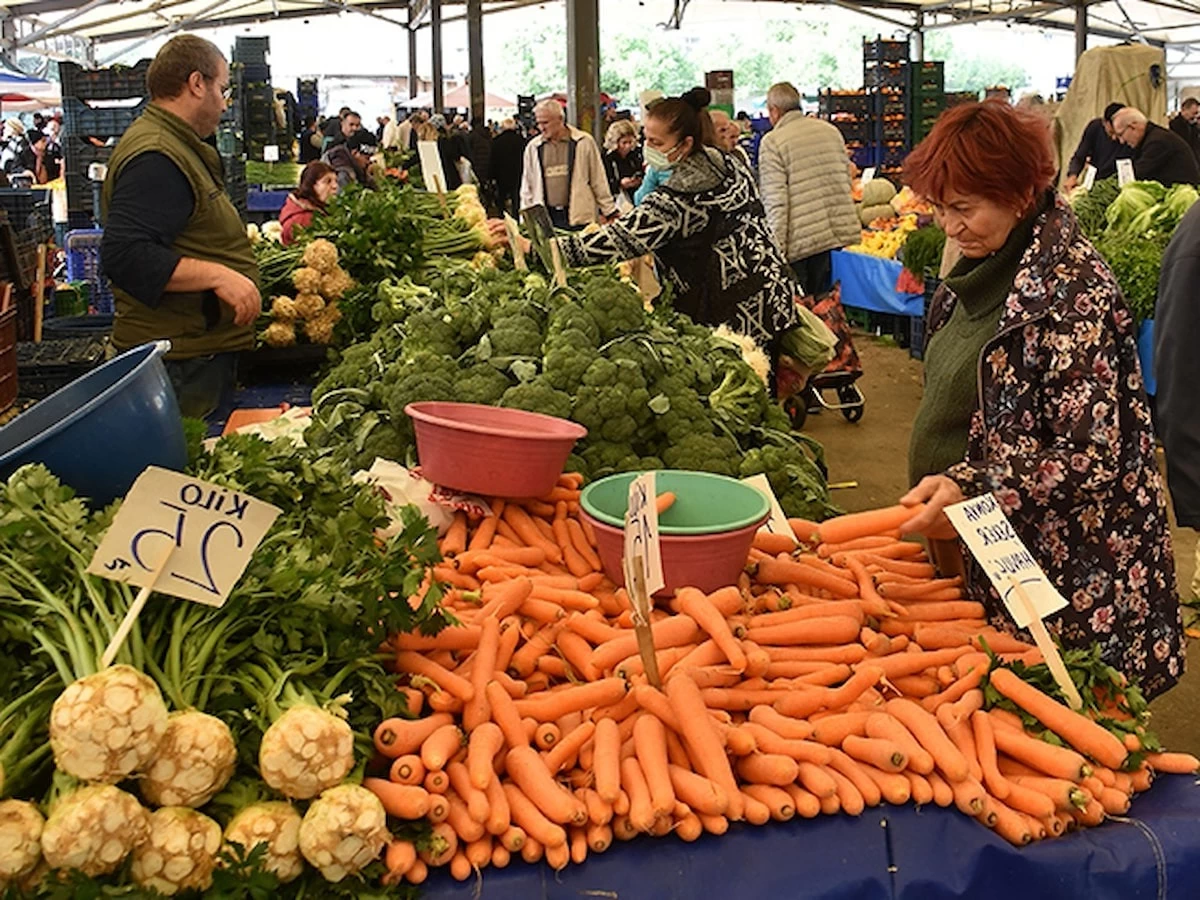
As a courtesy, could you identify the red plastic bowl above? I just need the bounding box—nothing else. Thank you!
[581,510,766,596]
[405,401,587,498]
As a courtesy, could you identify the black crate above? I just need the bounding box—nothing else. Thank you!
[233,36,269,65]
[240,63,271,84]
[912,93,945,115]
[863,37,909,62]
[879,144,908,168]
[62,140,113,174]
[244,105,275,126]
[818,89,871,118]
[242,84,274,102]
[62,97,147,139]
[66,173,97,213]
[865,61,908,90]
[16,336,109,399]
[879,119,908,142]
[58,60,150,101]
[945,91,980,108]
[833,118,871,144]
[909,61,945,94]
[0,190,53,241]
[0,306,14,415]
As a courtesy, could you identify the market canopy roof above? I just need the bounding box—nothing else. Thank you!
[407,82,515,110]
[3,0,1200,53]
[0,69,60,110]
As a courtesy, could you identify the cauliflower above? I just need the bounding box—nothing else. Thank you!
[319,268,354,301]
[714,324,772,385]
[292,293,325,320]
[292,267,323,295]
[470,251,497,270]
[263,321,297,347]
[246,223,261,245]
[301,239,340,275]
[262,221,283,243]
[271,296,297,321]
[304,314,336,345]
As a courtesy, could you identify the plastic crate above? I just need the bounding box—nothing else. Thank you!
[233,36,270,62]
[0,305,16,413]
[62,96,147,139]
[65,173,97,214]
[65,230,114,314]
[15,335,109,399]
[240,63,271,84]
[818,90,870,117]
[834,119,871,144]
[863,38,909,62]
[909,61,945,94]
[945,91,980,108]
[0,190,53,242]
[59,60,150,101]
[909,315,925,360]
[62,140,112,174]
[865,61,908,90]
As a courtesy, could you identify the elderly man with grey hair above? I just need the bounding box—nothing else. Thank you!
[519,98,616,229]
[1112,106,1200,187]
[757,81,860,297]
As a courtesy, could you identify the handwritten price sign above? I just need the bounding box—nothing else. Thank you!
[622,472,665,600]
[87,467,281,607]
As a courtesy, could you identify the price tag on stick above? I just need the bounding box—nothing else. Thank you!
[624,473,665,688]
[944,493,1081,709]
[1117,158,1135,187]
[1081,163,1097,191]
[861,167,877,185]
[503,213,527,271]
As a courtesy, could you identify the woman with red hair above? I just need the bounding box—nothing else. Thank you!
[899,100,1182,699]
[279,161,338,245]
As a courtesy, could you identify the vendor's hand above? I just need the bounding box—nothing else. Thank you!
[215,268,262,327]
[621,176,641,189]
[1063,174,1079,191]
[899,475,964,540]
[487,218,532,255]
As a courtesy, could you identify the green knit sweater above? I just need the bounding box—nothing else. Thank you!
[908,204,1042,486]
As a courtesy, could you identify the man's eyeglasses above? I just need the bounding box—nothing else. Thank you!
[203,73,233,101]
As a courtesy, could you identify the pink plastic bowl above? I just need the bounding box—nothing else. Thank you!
[581,510,767,596]
[405,401,587,498]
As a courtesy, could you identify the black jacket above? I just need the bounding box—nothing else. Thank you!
[1067,117,1131,178]
[1154,200,1200,526]
[1169,115,1200,167]
[490,130,525,189]
[1133,122,1200,187]
[603,146,643,197]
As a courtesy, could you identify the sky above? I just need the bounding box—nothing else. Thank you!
[98,0,1143,118]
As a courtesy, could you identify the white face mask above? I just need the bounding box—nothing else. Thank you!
[644,142,681,170]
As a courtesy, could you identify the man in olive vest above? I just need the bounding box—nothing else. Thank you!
[101,34,260,419]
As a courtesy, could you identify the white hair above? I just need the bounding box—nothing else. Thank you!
[1114,107,1147,128]
[766,82,801,113]
[533,99,565,120]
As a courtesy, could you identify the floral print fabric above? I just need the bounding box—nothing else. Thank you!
[926,194,1183,699]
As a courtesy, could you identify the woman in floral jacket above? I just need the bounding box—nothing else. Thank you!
[900,101,1183,699]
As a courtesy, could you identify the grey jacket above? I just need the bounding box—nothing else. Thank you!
[758,110,860,263]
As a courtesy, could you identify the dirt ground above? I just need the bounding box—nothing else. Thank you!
[801,333,1200,755]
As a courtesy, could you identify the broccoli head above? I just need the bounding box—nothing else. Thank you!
[500,378,574,421]
[546,300,601,347]
[581,441,642,478]
[456,363,512,405]
[579,275,646,341]
[649,376,715,444]
[383,351,460,441]
[739,440,836,519]
[543,341,599,393]
[574,357,652,442]
[662,433,740,477]
[707,364,770,433]
[401,309,460,358]
[486,312,544,359]
[351,420,409,470]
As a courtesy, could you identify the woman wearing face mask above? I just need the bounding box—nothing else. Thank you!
[546,87,800,348]
[898,100,1181,699]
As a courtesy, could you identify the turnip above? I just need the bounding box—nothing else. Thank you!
[131,807,221,896]
[298,784,388,883]
[222,801,305,884]
[40,784,149,876]
[140,711,236,808]
[258,704,355,801]
[0,800,43,885]
[49,664,168,784]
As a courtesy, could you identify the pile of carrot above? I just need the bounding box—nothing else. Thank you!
[367,485,1199,885]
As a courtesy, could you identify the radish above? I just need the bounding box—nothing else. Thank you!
[0,800,43,884]
[141,711,236,808]
[49,665,168,784]
[40,784,150,876]
[222,801,305,884]
[131,807,222,896]
[258,705,354,801]
[298,784,388,882]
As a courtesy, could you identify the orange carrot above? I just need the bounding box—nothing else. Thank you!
[842,735,907,772]
[926,771,955,808]
[503,783,567,848]
[753,530,799,554]
[676,587,747,671]
[747,705,816,741]
[389,754,425,786]
[865,714,933,775]
[734,752,799,786]
[655,491,676,515]
[503,504,563,563]
[753,557,859,597]
[441,512,469,556]
[384,839,417,883]
[589,616,702,672]
[1145,751,1200,774]
[969,710,1008,799]
[468,515,499,551]
[513,678,628,721]
[593,717,622,803]
[509,622,565,678]
[620,755,657,832]
[533,721,561,752]
[446,761,490,824]
[364,778,431,819]
[396,651,475,702]
[892,601,987,621]
[505,745,586,826]
[665,673,744,821]
[886,698,970,783]
[419,821,459,867]
[420,723,463,771]
[462,615,501,732]
[633,715,676,818]
[859,764,912,805]
[817,505,922,545]
[811,711,873,747]
[667,765,729,816]
[817,535,898,557]
[742,615,862,646]
[987,796,1033,846]
[545,722,597,775]
[991,726,1091,781]
[485,681,528,750]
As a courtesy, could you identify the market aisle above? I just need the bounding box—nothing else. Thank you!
[804,332,1200,755]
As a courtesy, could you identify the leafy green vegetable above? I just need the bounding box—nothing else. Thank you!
[899,224,946,280]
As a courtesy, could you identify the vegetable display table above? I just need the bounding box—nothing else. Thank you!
[422,775,1200,900]
[832,250,924,318]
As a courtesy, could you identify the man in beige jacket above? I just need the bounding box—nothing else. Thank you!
[519,99,617,229]
[758,82,861,297]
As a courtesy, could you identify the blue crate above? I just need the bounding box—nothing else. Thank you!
[65,229,114,314]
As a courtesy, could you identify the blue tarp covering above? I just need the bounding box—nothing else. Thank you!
[1138,318,1156,397]
[831,250,924,317]
[423,775,1200,900]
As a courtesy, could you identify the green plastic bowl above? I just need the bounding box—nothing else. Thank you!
[580,471,770,594]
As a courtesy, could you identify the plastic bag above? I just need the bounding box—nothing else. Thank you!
[779,303,837,371]
[353,459,491,538]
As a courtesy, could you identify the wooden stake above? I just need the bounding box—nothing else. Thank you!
[32,243,46,343]
[101,550,173,669]
[629,557,662,689]
[1009,576,1083,710]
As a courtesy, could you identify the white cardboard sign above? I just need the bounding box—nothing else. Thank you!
[861,167,877,185]
[623,472,665,600]
[263,145,280,163]
[417,140,449,195]
[1081,163,1097,191]
[742,474,796,546]
[943,492,1066,628]
[87,467,281,607]
[1117,158,1135,187]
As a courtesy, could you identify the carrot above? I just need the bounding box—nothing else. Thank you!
[665,673,744,821]
[991,726,1091,781]
[593,717,622,803]
[480,774,511,837]
[513,677,628,721]
[579,788,613,827]
[926,771,955,808]
[857,555,937,579]
[753,557,859,598]
[545,721,597,775]
[461,616,502,733]
[886,698,970,783]
[751,529,797,554]
[842,735,907,772]
[666,764,729,816]
[1145,751,1200,774]
[620,755,657,832]
[505,745,586,826]
[446,761,490,824]
[534,722,561,752]
[865,714,933,775]
[373,712,457,759]
[589,616,702,672]
[364,779,431,819]
[826,749,883,807]
[389,754,425,786]
[654,491,676,515]
[509,622,565,678]
[969,711,1008,799]
[892,601,986,621]
[833,542,927,566]
[987,796,1033,846]
[676,587,747,672]
[485,681,528,750]
[419,821,459,867]
[739,723,832,765]
[904,770,934,806]
[743,615,862,646]
[1002,780,1058,819]
[859,764,912,805]
[404,859,429,884]
[864,647,972,680]
[746,706,815,741]
[762,644,868,665]
[419,723,463,771]
[817,505,922,545]
[383,839,417,884]
[730,752,797,786]
[491,844,511,868]
[423,769,448,794]
[502,783,567,848]
[468,514,500,551]
[950,775,986,817]
[396,651,475,702]
[811,712,873,747]
[426,793,449,823]
[503,504,563,563]
[457,547,547,574]
[989,668,1128,770]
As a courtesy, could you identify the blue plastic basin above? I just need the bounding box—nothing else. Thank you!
[0,341,186,506]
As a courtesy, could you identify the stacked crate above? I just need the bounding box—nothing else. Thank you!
[297,78,319,125]
[232,36,281,163]
[863,38,910,180]
[908,61,945,147]
[818,90,874,170]
[58,60,150,227]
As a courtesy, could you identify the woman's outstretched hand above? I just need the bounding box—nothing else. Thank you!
[900,475,964,540]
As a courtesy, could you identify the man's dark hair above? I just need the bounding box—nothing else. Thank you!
[347,129,377,154]
[338,106,351,117]
[1182,97,1200,111]
[146,34,225,101]
[1103,102,1126,124]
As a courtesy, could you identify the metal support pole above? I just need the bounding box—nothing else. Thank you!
[1075,1,1088,60]
[566,0,600,140]
[467,0,484,124]
[913,10,925,61]
[431,0,444,114]
[408,26,418,100]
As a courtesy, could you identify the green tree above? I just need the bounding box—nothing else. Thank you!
[487,20,567,97]
[924,32,1030,94]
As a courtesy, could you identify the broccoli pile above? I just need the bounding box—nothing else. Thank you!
[307,261,835,519]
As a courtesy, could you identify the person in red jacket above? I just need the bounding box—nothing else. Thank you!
[279,160,338,245]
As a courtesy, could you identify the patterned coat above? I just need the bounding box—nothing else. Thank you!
[928,194,1183,699]
[558,147,799,347]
